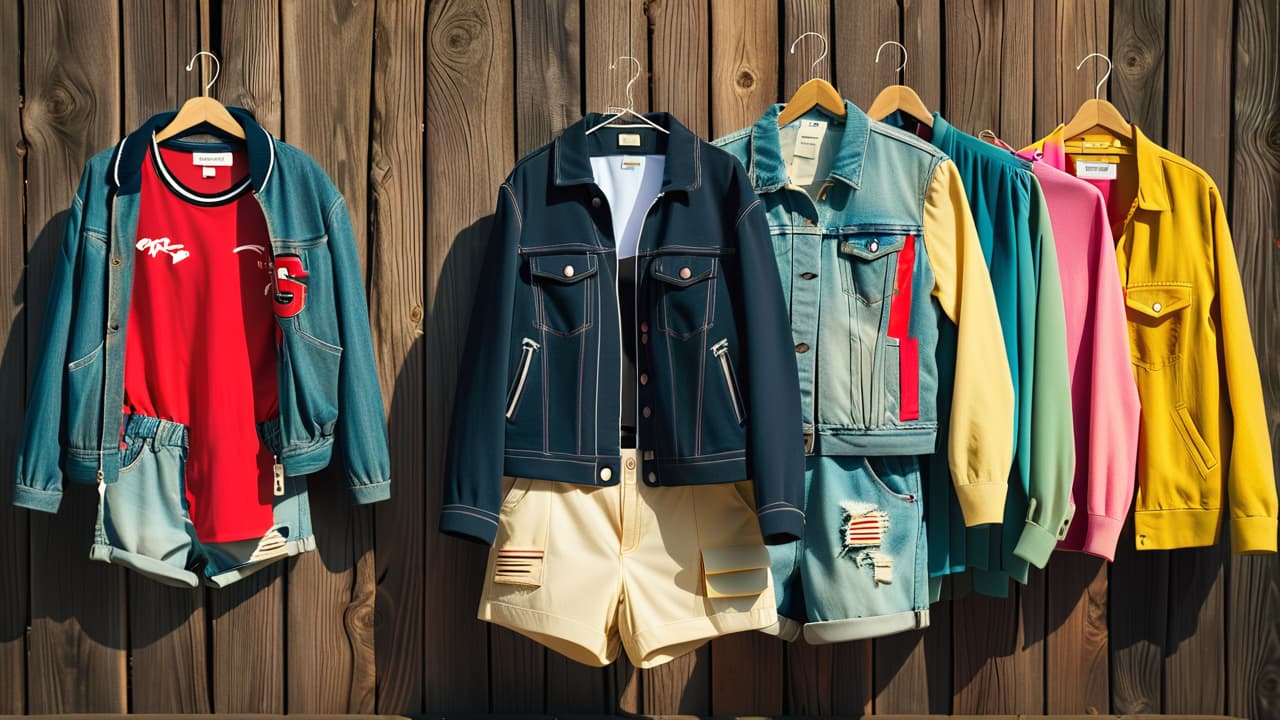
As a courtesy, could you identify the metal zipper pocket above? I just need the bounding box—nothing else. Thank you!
[505,338,540,420]
[711,339,745,426]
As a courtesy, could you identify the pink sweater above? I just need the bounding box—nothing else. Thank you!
[1023,153,1140,560]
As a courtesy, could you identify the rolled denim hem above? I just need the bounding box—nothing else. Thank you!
[12,484,62,514]
[758,614,804,642]
[89,542,200,589]
[203,534,317,587]
[802,608,929,644]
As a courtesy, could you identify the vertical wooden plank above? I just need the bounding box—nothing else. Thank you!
[281,0,377,712]
[546,652,607,713]
[642,649,710,715]
[1227,3,1280,718]
[832,640,873,716]
[514,0,581,157]
[832,0,899,110]
[782,0,832,99]
[1045,554,1109,714]
[649,0,709,137]
[710,632,783,716]
[0,0,25,711]
[584,0,648,115]
[901,0,942,111]
[424,0,514,709]
[22,0,125,711]
[1104,2,1168,715]
[708,0,777,139]
[208,1,285,712]
[785,642,833,715]
[1032,0,1110,140]
[942,0,1002,133]
[951,580,1044,715]
[370,0,427,713]
[608,655,641,714]
[873,605,953,714]
[119,2,211,713]
[1162,2,1232,714]
[999,0,1034,144]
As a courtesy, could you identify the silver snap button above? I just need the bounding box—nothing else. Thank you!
[599,467,612,481]
[679,267,692,280]
[647,472,657,484]
[1152,302,1162,312]
[869,241,879,253]
[563,265,575,278]
[642,407,652,418]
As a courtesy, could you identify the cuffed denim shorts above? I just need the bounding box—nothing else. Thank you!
[764,455,929,643]
[89,414,316,588]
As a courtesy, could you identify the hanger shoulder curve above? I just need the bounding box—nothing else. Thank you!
[866,85,932,127]
[778,78,846,127]
[1062,98,1132,142]
[154,96,246,143]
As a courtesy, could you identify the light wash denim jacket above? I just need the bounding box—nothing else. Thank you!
[715,101,1015,527]
[14,108,390,513]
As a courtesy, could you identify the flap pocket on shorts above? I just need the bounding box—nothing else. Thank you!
[493,548,545,587]
[701,544,770,598]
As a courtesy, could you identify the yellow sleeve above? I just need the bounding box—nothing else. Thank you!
[1211,184,1278,553]
[922,159,1015,526]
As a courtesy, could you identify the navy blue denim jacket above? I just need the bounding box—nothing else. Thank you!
[442,113,805,545]
[14,108,391,513]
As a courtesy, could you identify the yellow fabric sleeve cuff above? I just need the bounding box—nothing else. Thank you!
[1231,516,1278,554]
[955,481,1008,527]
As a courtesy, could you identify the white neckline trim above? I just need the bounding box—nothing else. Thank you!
[150,133,252,204]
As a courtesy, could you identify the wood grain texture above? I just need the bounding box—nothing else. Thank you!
[22,0,126,711]
[642,649,710,715]
[833,0,899,111]
[1032,0,1110,140]
[875,577,953,715]
[514,0,580,156]
[583,0,649,115]
[902,0,942,111]
[952,581,1044,715]
[369,0,428,713]
[119,3,210,712]
[546,652,607,713]
[1045,554,1109,714]
[710,632,783,716]
[1110,521,1169,714]
[708,0,778,138]
[423,0,514,710]
[1108,0,1167,139]
[781,0,832,98]
[1226,4,1280,718]
[281,0,377,711]
[649,0,709,137]
[1161,3,1233,714]
[0,0,25,712]
[942,0,1002,135]
[832,640,873,716]
[999,0,1034,144]
[785,642,833,715]
[207,3,285,712]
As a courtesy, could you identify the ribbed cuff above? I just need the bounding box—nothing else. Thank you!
[439,506,499,545]
[955,481,1008,526]
[1013,520,1058,568]
[349,479,391,505]
[1231,516,1278,554]
[757,504,804,544]
[13,484,62,513]
[1080,514,1125,561]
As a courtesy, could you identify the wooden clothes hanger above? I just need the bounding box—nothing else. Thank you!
[777,32,846,127]
[866,41,933,128]
[585,56,669,136]
[154,51,246,143]
[1062,53,1132,149]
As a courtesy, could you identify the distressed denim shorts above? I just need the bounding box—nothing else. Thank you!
[764,455,929,643]
[89,414,316,588]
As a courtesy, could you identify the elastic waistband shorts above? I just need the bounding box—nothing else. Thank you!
[89,414,315,588]
[478,448,777,668]
[765,454,929,643]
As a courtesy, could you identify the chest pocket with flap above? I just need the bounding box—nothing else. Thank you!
[530,253,598,336]
[651,254,718,340]
[838,233,907,306]
[1124,282,1192,370]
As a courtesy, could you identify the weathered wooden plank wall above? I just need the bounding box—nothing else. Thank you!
[0,0,1276,716]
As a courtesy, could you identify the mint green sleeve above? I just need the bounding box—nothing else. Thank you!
[1012,179,1077,567]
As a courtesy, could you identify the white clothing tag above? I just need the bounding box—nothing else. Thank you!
[273,462,286,496]
[193,152,233,167]
[1075,160,1118,180]
[617,133,642,147]
[619,156,643,171]
[202,166,218,179]
[791,156,819,186]
[793,119,828,160]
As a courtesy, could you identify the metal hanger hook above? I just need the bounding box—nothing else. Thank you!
[875,41,908,73]
[185,51,221,96]
[789,31,829,77]
[1076,52,1112,100]
[609,55,643,111]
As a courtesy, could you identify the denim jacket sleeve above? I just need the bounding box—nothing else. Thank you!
[14,170,91,513]
[733,170,806,543]
[325,196,392,504]
[440,184,521,544]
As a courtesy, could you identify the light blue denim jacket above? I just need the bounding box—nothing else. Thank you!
[715,102,1015,527]
[14,108,391,513]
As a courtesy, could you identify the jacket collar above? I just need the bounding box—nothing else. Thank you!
[1035,123,1171,212]
[553,112,701,192]
[109,107,277,195]
[746,99,870,193]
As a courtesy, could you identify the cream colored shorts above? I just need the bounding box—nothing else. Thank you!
[478,449,777,668]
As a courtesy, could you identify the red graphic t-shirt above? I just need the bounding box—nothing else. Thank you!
[125,138,280,543]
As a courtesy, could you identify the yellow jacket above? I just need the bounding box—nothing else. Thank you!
[1031,125,1276,553]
